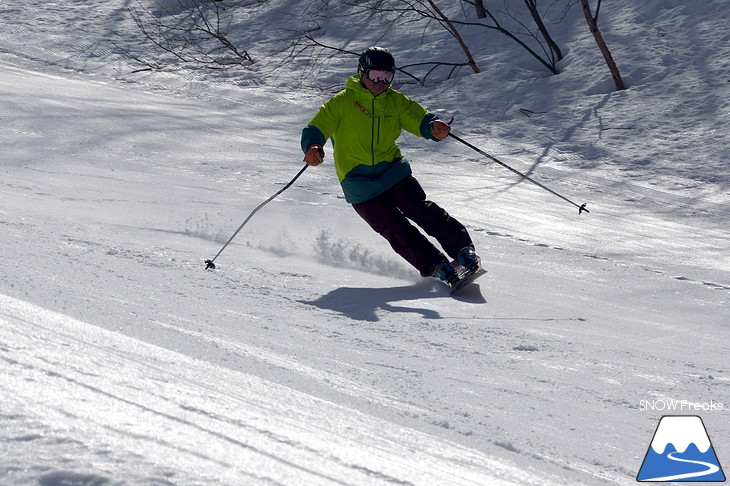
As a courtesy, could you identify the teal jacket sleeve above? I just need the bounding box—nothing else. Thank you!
[420,113,440,141]
[301,125,326,153]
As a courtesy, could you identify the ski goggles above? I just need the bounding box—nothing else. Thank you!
[367,69,394,84]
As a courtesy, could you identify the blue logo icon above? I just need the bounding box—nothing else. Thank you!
[637,415,726,482]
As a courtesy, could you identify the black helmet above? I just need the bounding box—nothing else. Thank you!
[357,47,395,75]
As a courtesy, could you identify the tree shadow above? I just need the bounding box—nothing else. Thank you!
[301,281,486,322]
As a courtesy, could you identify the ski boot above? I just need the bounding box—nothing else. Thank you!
[433,261,460,286]
[457,246,481,274]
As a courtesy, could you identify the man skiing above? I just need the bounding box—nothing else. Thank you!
[300,46,481,287]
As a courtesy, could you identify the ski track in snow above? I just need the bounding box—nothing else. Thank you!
[3,294,562,486]
[1,0,729,485]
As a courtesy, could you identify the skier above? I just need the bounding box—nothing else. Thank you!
[300,46,481,286]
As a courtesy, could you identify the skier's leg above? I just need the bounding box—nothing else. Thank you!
[353,192,446,277]
[390,176,473,260]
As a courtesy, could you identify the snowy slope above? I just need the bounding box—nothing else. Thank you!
[1,1,729,485]
[3,293,565,486]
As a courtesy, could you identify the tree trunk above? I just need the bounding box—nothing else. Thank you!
[580,0,625,91]
[524,0,563,64]
[474,0,487,19]
[426,0,480,73]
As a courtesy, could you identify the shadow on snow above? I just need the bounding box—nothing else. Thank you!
[302,282,487,322]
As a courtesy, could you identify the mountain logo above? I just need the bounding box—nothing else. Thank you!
[637,415,726,482]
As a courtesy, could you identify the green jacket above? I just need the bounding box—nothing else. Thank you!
[301,74,440,204]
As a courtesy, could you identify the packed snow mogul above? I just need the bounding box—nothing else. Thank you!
[301,46,481,286]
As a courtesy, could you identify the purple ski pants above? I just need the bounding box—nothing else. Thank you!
[352,176,473,277]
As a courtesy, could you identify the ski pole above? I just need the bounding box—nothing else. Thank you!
[205,163,309,270]
[448,132,589,215]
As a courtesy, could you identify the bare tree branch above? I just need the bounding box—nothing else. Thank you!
[580,0,625,90]
[124,0,256,72]
[425,0,480,73]
[523,0,563,65]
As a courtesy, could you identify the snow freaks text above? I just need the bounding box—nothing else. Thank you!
[639,399,724,412]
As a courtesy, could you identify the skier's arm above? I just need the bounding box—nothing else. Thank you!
[301,125,326,154]
[397,95,444,141]
[301,96,342,166]
[301,93,344,151]
[301,123,326,166]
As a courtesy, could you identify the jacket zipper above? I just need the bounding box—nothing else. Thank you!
[371,98,378,165]
[355,100,379,166]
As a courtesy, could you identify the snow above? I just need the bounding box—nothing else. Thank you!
[650,417,711,454]
[0,1,728,485]
[2,293,555,486]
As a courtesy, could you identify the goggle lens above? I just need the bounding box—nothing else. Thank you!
[367,69,394,84]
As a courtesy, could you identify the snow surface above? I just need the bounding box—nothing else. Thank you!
[1,0,729,485]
